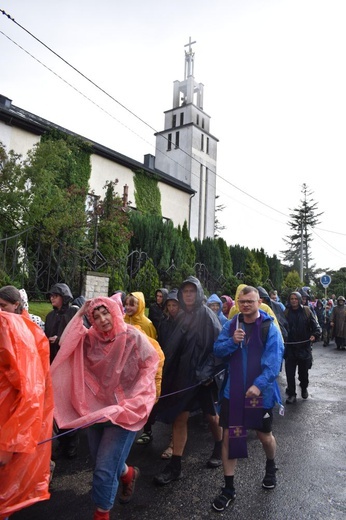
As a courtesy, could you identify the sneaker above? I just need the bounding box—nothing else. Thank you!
[262,466,277,489]
[154,463,182,485]
[119,466,140,504]
[93,510,110,520]
[207,455,222,468]
[301,389,309,399]
[285,395,297,404]
[212,488,236,512]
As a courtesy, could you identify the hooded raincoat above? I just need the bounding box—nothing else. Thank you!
[45,283,79,363]
[221,295,234,318]
[0,312,54,519]
[214,310,284,409]
[148,288,169,330]
[124,291,157,339]
[157,276,222,422]
[51,297,159,432]
[206,293,228,326]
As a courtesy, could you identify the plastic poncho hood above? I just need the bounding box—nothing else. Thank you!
[124,291,157,338]
[178,276,205,312]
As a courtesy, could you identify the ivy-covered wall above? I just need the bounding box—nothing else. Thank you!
[133,169,161,215]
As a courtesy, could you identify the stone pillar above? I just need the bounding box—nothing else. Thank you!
[83,271,110,299]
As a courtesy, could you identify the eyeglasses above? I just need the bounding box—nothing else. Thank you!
[238,300,258,305]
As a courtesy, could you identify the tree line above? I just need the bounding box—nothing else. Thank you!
[0,133,344,303]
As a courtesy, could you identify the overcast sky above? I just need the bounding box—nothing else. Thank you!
[1,0,346,277]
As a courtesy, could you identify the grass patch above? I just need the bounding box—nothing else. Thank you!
[29,302,52,321]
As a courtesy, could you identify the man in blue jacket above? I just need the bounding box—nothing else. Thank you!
[212,286,284,512]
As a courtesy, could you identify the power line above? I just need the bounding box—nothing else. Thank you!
[1,8,345,249]
[0,9,290,222]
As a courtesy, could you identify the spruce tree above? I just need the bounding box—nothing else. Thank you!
[281,184,323,285]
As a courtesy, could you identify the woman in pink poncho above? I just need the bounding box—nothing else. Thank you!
[51,297,159,520]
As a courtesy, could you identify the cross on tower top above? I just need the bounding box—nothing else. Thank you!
[184,36,196,79]
[184,36,196,53]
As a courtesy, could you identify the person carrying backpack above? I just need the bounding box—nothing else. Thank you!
[211,286,284,513]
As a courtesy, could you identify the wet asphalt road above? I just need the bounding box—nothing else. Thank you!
[11,341,346,520]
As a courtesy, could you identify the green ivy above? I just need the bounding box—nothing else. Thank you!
[41,128,92,191]
[133,169,161,215]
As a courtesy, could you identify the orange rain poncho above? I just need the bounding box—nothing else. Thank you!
[0,312,54,519]
[51,297,159,432]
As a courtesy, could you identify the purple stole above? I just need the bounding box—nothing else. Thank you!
[228,314,264,459]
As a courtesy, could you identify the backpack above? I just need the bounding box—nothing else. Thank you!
[261,318,272,346]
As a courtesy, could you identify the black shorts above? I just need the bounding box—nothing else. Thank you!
[219,398,273,433]
[183,383,218,416]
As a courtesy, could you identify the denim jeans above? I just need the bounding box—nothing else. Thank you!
[87,425,137,510]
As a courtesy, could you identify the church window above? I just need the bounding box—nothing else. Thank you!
[196,114,199,125]
[180,112,184,126]
[175,131,180,148]
[206,137,209,154]
[201,134,204,151]
[202,118,205,129]
[168,133,172,151]
[172,114,176,128]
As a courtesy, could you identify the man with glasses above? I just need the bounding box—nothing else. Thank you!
[212,286,284,512]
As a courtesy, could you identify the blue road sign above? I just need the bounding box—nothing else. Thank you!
[320,274,332,288]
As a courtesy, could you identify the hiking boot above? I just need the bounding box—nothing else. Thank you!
[262,465,277,489]
[119,466,140,504]
[285,395,297,404]
[154,463,182,485]
[212,488,236,512]
[301,388,309,399]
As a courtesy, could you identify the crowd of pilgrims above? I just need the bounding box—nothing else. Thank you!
[0,280,345,519]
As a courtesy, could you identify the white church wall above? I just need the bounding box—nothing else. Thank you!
[90,154,135,201]
[158,182,190,228]
[0,123,40,157]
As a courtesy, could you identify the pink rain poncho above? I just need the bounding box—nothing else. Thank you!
[0,312,54,519]
[51,297,159,432]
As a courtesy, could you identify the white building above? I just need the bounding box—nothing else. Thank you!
[0,40,217,238]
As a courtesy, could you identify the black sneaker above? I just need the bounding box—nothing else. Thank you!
[262,466,277,489]
[285,395,297,404]
[212,488,236,512]
[154,464,182,486]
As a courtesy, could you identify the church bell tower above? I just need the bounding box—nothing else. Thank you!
[154,38,218,240]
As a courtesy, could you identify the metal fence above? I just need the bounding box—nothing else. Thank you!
[0,229,228,299]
